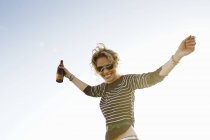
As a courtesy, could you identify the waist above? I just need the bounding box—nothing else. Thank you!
[106,120,133,131]
[105,120,134,140]
[117,126,137,140]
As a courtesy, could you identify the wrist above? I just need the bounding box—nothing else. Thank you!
[171,55,180,65]
[67,74,75,81]
[173,52,182,62]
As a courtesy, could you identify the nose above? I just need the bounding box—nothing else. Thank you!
[101,67,109,73]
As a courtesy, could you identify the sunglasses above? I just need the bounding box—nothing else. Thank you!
[96,64,114,72]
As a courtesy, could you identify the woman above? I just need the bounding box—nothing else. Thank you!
[60,35,196,140]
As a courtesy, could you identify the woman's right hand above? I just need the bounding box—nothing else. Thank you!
[59,66,72,79]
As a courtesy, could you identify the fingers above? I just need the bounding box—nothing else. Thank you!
[185,35,196,44]
[185,35,196,41]
[185,37,196,45]
[185,38,196,52]
[185,35,192,40]
[190,35,195,39]
[58,66,64,69]
[185,40,196,45]
[59,67,71,77]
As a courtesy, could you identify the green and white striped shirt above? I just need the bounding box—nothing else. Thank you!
[83,67,165,125]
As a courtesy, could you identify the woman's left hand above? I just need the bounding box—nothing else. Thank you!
[175,35,196,58]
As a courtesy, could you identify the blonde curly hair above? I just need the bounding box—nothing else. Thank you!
[91,43,120,72]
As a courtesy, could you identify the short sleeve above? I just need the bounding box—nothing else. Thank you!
[129,67,165,89]
[83,83,106,97]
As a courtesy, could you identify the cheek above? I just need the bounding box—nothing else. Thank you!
[99,69,116,77]
[99,72,103,77]
[107,69,117,77]
[111,69,117,74]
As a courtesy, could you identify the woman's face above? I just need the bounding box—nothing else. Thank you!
[96,56,119,83]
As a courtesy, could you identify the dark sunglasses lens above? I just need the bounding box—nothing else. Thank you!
[106,64,113,70]
[96,66,102,72]
[96,64,113,72]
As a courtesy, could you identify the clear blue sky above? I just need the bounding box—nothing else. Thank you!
[0,0,210,140]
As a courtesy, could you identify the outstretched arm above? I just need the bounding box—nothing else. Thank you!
[60,66,104,97]
[60,67,89,91]
[160,35,196,76]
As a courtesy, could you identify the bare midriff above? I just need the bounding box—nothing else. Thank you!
[114,126,137,140]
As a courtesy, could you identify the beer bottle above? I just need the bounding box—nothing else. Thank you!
[56,60,64,83]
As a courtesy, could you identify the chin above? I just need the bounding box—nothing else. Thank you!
[105,76,116,83]
[101,69,117,83]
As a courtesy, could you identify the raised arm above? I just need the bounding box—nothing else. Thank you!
[60,66,104,97]
[60,66,89,91]
[160,35,196,76]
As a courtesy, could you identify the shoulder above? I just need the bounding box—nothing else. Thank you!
[121,74,138,83]
[123,74,142,79]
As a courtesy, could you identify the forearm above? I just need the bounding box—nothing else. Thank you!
[66,74,89,91]
[160,35,196,76]
[159,52,182,76]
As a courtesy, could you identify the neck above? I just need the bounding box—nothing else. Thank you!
[107,74,121,84]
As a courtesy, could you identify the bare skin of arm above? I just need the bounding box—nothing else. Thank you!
[160,35,196,76]
[60,67,89,91]
[59,35,196,91]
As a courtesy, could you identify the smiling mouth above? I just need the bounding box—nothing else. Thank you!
[104,73,112,79]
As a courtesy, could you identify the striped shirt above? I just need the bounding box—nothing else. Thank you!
[83,67,165,125]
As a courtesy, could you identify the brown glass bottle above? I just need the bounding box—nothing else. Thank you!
[56,60,64,83]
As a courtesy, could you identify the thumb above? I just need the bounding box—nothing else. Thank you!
[184,35,192,41]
